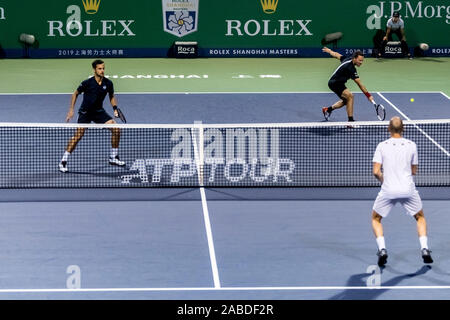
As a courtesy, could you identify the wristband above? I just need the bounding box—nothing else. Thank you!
[113,105,118,111]
[364,92,372,99]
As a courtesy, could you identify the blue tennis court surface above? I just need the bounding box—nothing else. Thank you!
[1,91,449,123]
[0,91,448,300]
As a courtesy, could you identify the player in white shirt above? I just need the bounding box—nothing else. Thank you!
[377,11,412,59]
[371,117,433,267]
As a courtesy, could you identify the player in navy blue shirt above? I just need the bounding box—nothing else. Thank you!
[321,47,375,122]
[59,59,125,172]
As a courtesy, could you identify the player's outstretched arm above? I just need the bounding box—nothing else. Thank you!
[322,46,342,60]
[354,78,375,104]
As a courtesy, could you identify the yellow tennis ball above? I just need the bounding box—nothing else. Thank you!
[410,98,414,102]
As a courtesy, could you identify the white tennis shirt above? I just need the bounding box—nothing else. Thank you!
[373,137,418,198]
[386,17,404,31]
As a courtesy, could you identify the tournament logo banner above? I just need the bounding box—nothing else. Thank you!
[162,0,199,37]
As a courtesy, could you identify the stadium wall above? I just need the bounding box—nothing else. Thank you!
[0,0,449,58]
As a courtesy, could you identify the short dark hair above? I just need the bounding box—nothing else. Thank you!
[92,59,104,69]
[352,51,364,59]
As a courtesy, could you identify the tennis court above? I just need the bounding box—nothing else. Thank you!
[0,57,449,300]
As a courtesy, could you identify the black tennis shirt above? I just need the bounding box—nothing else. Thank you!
[328,56,359,84]
[76,76,114,112]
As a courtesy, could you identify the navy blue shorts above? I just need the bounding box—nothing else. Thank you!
[328,81,347,101]
[77,109,113,124]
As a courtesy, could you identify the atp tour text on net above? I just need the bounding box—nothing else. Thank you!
[120,128,295,185]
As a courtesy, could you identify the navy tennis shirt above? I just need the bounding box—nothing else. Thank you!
[76,76,114,112]
[329,56,359,84]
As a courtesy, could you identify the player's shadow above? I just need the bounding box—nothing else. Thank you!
[65,164,129,178]
[67,170,129,178]
[328,265,432,300]
[417,58,446,63]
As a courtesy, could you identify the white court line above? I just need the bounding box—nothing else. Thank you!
[1,91,330,95]
[199,187,221,289]
[440,91,450,100]
[0,91,447,95]
[0,91,328,96]
[191,121,221,289]
[377,92,450,157]
[1,286,450,293]
[370,91,446,94]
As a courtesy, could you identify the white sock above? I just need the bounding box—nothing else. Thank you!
[110,148,118,158]
[419,236,428,250]
[61,151,70,162]
[376,236,386,250]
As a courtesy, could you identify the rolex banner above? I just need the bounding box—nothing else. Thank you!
[0,0,449,58]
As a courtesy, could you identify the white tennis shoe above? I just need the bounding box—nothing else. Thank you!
[59,161,68,173]
[109,156,125,167]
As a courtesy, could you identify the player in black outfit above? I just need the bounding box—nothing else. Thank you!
[59,59,125,172]
[322,47,375,122]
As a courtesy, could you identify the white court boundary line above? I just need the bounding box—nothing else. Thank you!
[377,92,450,157]
[1,285,450,293]
[0,91,448,95]
[191,121,221,289]
[440,91,450,100]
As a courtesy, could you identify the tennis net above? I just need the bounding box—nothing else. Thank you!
[0,120,449,188]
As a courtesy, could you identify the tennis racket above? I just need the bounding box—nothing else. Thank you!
[116,107,127,123]
[373,102,386,121]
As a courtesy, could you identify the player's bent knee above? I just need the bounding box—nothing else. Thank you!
[372,211,383,221]
[414,210,424,220]
[342,92,353,101]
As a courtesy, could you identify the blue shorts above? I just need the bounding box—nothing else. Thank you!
[328,80,347,101]
[77,109,113,124]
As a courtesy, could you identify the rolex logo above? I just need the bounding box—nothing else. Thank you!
[260,0,278,14]
[82,0,101,14]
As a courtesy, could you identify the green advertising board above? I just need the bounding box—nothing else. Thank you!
[0,0,449,57]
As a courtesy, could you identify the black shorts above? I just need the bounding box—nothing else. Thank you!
[328,81,347,100]
[77,109,113,124]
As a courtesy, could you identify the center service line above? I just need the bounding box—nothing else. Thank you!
[192,121,221,289]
